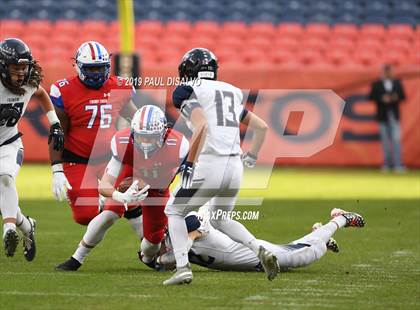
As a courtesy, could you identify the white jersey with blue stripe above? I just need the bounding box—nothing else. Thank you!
[0,81,36,145]
[173,79,244,156]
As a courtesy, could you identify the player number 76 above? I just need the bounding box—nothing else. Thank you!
[85,104,112,129]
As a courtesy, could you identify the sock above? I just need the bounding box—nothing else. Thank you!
[293,220,342,245]
[140,238,160,263]
[0,175,19,220]
[16,207,31,235]
[3,222,16,238]
[127,216,143,240]
[73,243,92,264]
[167,214,190,268]
[331,215,347,229]
[72,210,119,263]
[213,218,260,254]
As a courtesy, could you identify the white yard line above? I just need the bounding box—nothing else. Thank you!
[0,290,152,299]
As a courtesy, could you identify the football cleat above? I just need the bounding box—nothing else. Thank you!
[163,263,193,286]
[3,229,20,257]
[55,257,82,271]
[330,208,365,228]
[326,238,340,253]
[258,246,280,281]
[22,217,36,261]
[138,251,158,270]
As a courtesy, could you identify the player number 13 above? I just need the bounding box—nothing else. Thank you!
[85,104,112,129]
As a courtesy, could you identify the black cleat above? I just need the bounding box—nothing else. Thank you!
[326,238,340,253]
[23,217,36,261]
[55,257,82,271]
[138,251,157,270]
[4,229,20,257]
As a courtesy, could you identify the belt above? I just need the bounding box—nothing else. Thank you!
[0,132,22,147]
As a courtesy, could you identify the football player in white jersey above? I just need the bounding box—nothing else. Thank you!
[164,48,278,285]
[158,206,365,273]
[0,38,65,260]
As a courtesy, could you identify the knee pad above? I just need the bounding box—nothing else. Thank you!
[0,174,14,187]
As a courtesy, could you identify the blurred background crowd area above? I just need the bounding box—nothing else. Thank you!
[0,0,419,69]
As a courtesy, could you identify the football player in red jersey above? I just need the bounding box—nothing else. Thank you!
[55,105,189,271]
[49,41,139,228]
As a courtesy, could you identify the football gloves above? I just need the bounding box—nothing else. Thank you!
[241,152,257,168]
[112,180,150,210]
[51,164,72,201]
[48,122,65,151]
[180,161,195,189]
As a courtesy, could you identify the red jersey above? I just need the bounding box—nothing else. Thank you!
[111,127,189,190]
[50,75,133,160]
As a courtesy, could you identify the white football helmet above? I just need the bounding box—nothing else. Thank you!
[75,41,110,89]
[131,105,168,159]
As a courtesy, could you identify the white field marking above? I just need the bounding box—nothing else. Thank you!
[351,264,372,268]
[392,250,412,257]
[0,291,152,299]
[244,295,268,301]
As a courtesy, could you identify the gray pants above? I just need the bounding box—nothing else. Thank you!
[165,154,243,222]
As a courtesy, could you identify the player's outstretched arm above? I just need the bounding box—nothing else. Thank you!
[32,85,65,151]
[180,107,208,188]
[240,111,268,168]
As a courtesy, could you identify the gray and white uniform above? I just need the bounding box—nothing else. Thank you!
[166,79,246,217]
[0,81,36,178]
[184,208,327,271]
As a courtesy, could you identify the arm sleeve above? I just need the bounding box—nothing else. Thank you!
[110,135,120,159]
[49,84,64,109]
[105,156,123,178]
[179,135,190,159]
[172,85,201,119]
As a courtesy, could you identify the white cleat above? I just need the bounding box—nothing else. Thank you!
[163,264,193,286]
[258,246,279,281]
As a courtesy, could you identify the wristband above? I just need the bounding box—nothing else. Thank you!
[51,163,64,173]
[46,110,60,125]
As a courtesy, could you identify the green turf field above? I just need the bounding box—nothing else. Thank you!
[1,165,419,309]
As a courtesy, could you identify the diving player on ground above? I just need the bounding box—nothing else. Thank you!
[158,207,365,272]
[0,38,65,260]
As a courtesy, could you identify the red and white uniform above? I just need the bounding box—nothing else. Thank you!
[104,127,189,244]
[50,75,133,225]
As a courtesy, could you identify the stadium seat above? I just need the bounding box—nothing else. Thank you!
[352,50,382,67]
[269,49,294,65]
[217,36,244,52]
[382,50,409,66]
[302,38,326,53]
[248,37,271,51]
[249,22,276,39]
[325,49,351,67]
[165,21,191,37]
[0,19,25,37]
[360,24,386,41]
[81,21,108,38]
[135,34,160,50]
[136,21,163,37]
[188,36,216,51]
[304,23,330,40]
[384,38,411,55]
[332,24,359,41]
[26,20,53,36]
[54,20,81,38]
[388,24,415,41]
[222,22,248,39]
[297,49,323,66]
[215,48,243,65]
[328,38,354,52]
[277,23,304,39]
[193,21,220,39]
[242,48,271,65]
[356,39,383,55]
[274,37,299,52]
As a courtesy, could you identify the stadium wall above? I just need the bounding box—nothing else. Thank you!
[21,65,420,167]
